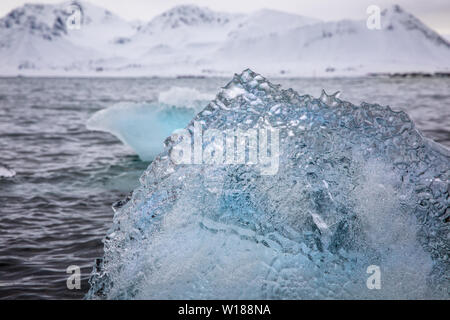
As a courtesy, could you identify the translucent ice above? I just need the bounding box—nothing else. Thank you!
[86,87,212,160]
[87,70,449,299]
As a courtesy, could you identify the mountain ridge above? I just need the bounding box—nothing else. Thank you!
[0,2,449,77]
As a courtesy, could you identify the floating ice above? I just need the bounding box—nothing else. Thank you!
[86,87,213,161]
[158,87,214,107]
[0,165,15,178]
[88,69,449,299]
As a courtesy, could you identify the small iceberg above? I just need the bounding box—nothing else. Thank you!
[0,164,15,178]
[88,69,449,299]
[86,87,213,161]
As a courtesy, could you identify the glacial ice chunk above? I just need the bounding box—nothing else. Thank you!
[0,164,15,178]
[87,69,449,299]
[86,87,212,161]
[158,87,214,107]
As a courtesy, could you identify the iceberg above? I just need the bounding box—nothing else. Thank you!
[86,87,213,161]
[0,164,15,178]
[87,69,449,299]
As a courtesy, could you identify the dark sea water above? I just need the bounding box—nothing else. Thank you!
[0,76,449,299]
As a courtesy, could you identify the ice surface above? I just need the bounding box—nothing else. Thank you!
[0,164,15,178]
[87,69,449,299]
[86,87,212,160]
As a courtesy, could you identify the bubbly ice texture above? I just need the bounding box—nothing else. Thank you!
[87,69,449,299]
[86,87,213,160]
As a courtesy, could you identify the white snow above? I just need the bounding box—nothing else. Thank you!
[0,2,449,77]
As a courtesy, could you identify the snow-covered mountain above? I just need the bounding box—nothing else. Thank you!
[0,1,136,73]
[0,2,449,77]
[141,5,239,33]
[214,5,450,76]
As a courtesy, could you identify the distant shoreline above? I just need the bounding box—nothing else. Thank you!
[1,71,450,80]
[368,72,450,78]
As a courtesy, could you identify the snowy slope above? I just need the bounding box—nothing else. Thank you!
[0,1,135,74]
[120,6,322,76]
[123,5,243,62]
[0,2,449,76]
[213,5,450,76]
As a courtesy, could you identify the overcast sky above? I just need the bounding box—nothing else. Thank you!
[1,0,449,34]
